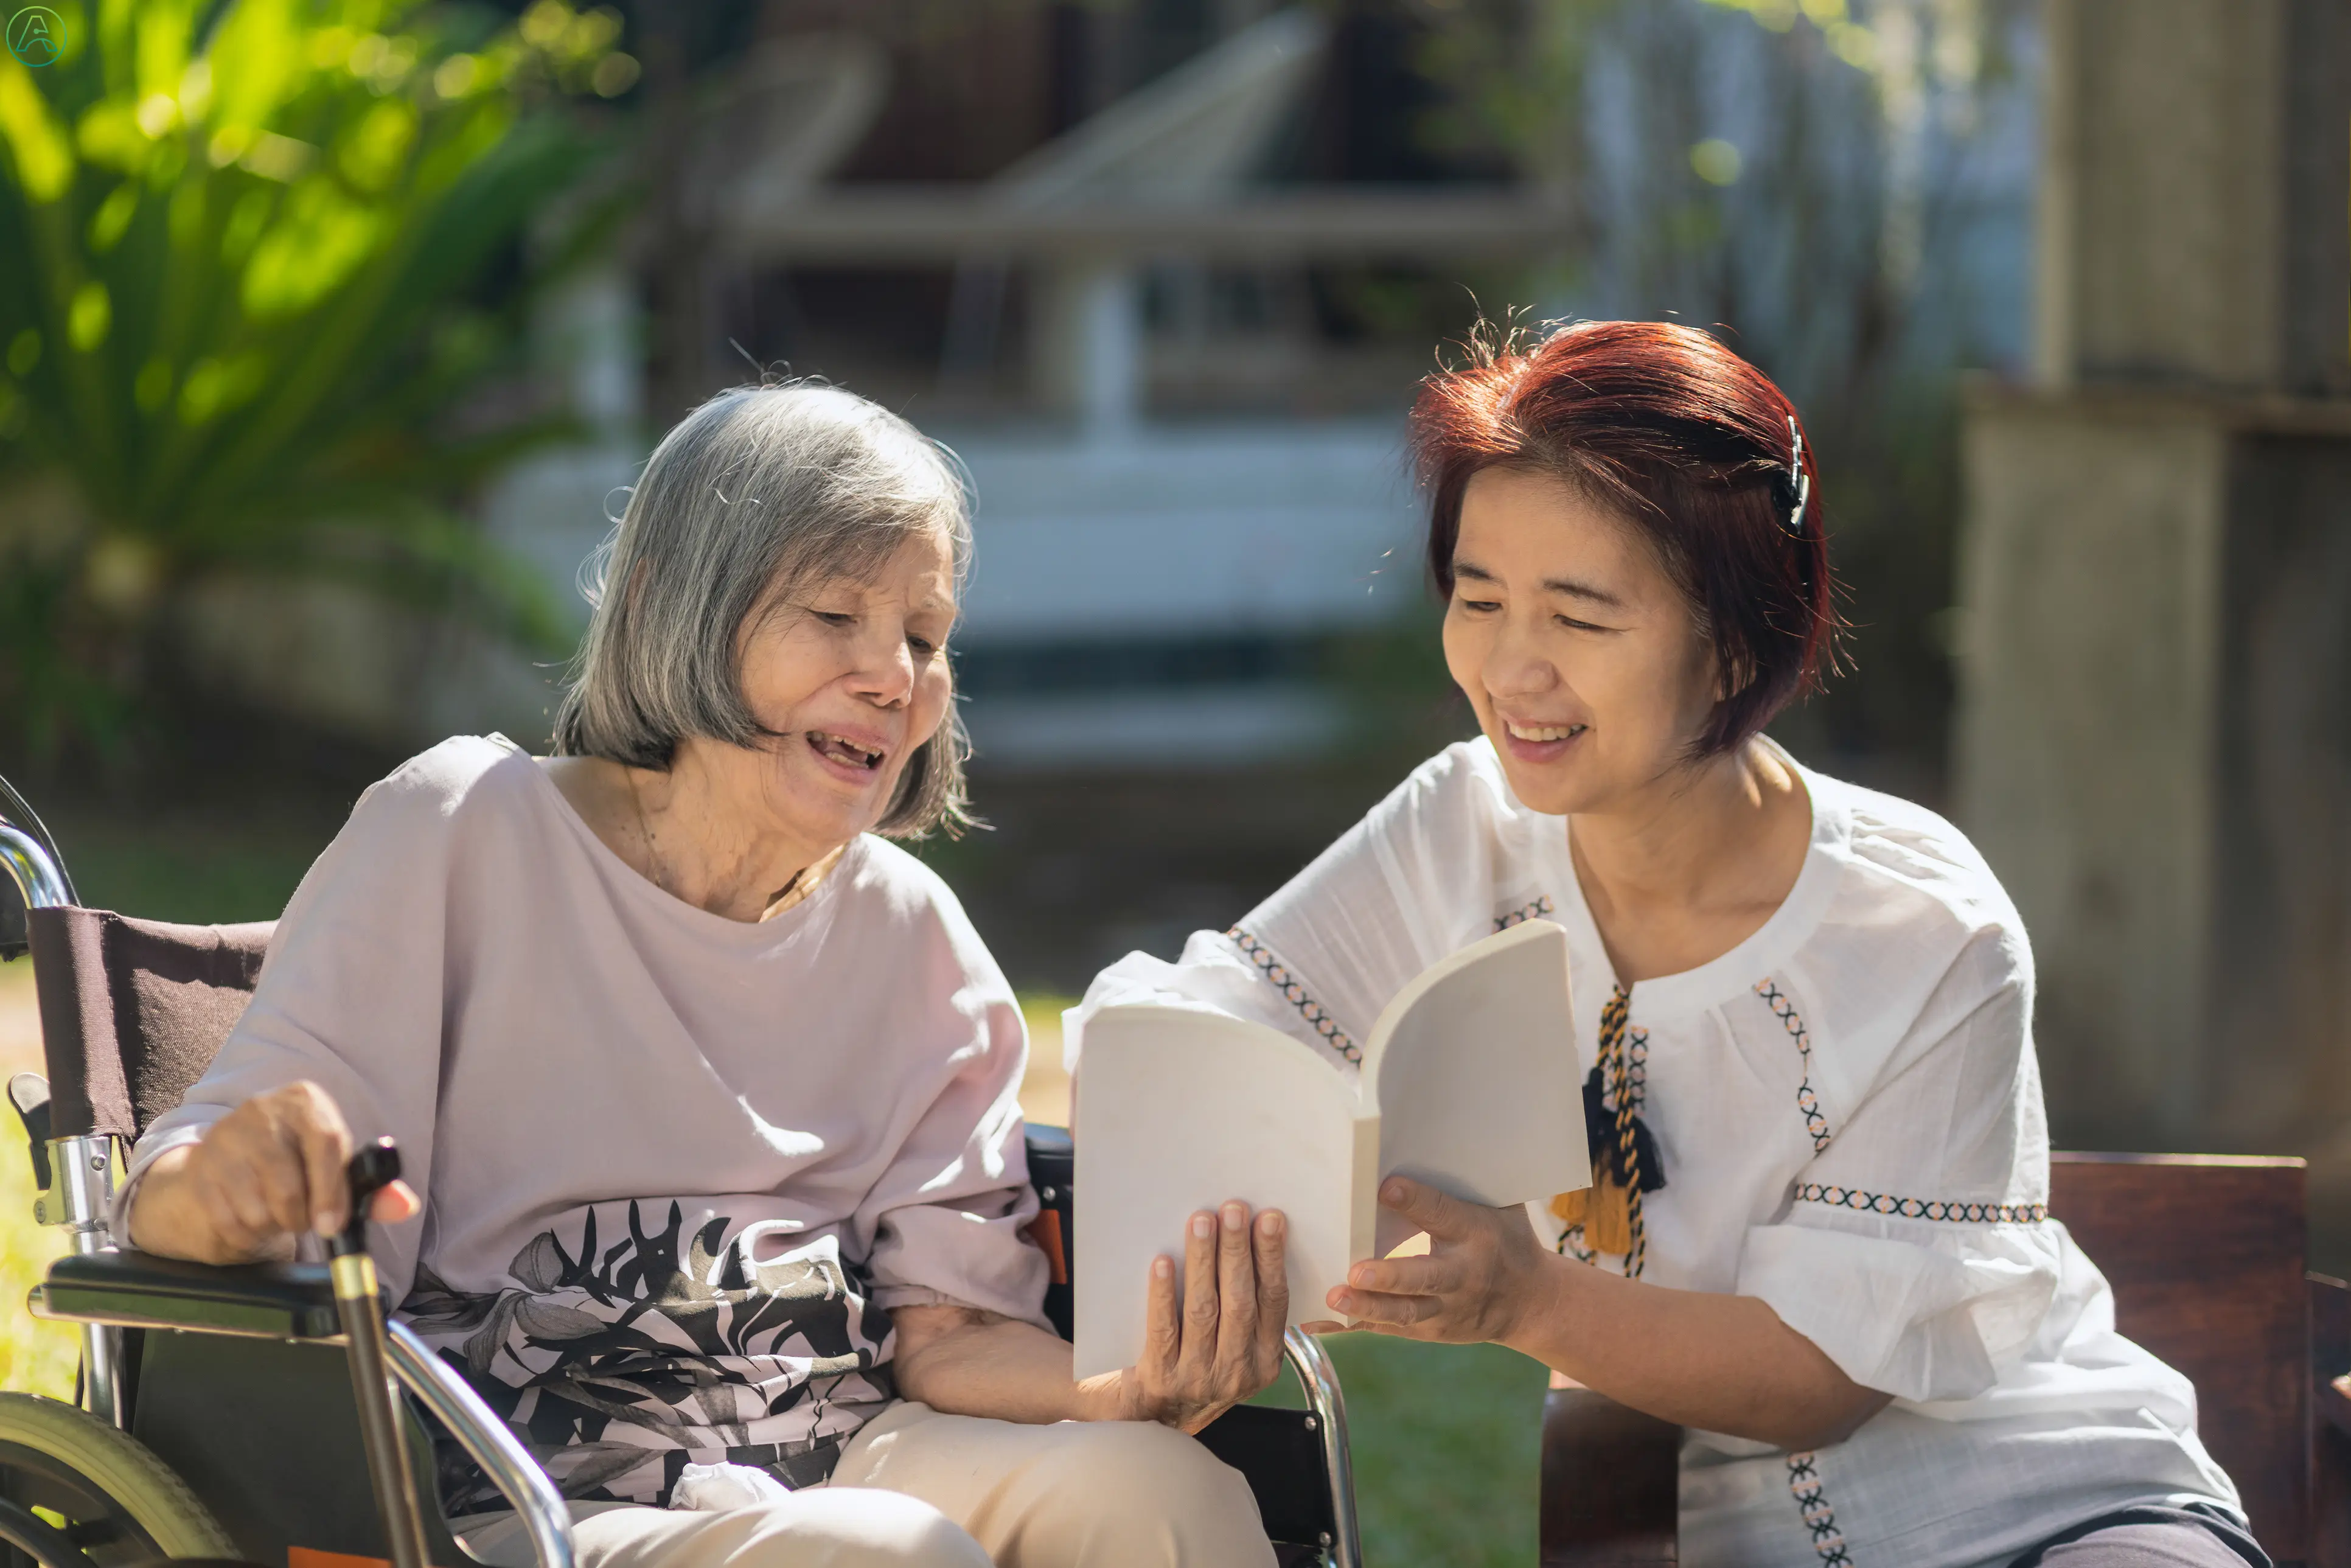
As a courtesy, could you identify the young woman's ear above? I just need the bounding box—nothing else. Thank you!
[1713,641,1759,706]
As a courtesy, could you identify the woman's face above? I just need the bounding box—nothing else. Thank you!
[1441,466,1719,817]
[726,526,958,848]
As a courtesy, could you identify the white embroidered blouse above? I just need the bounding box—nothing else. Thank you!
[1068,737,2243,1568]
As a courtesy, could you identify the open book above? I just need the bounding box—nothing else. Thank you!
[1071,919,1586,1379]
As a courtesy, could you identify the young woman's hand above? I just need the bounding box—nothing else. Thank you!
[125,1081,420,1265]
[1117,1202,1290,1432]
[1325,1176,1552,1344]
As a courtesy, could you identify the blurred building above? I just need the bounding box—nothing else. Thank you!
[188,0,2038,984]
[456,5,1578,784]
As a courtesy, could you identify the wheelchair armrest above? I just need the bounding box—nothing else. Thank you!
[32,1248,342,1340]
[1025,1124,1075,1342]
[1024,1123,1073,1192]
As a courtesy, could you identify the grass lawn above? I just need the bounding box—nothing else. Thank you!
[0,825,1545,1564]
[1308,1335,1545,1566]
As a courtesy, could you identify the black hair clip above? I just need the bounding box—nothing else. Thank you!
[1782,416,1812,537]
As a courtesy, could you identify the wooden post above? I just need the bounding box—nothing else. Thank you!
[1954,0,2351,1231]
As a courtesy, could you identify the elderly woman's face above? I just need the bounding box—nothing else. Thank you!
[1442,467,1719,817]
[733,527,958,845]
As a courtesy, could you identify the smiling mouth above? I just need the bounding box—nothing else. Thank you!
[808,731,886,771]
[1504,719,1588,743]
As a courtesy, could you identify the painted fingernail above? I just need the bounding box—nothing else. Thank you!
[1191,1213,1214,1239]
[1222,1204,1246,1232]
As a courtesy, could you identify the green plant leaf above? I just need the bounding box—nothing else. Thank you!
[0,0,631,753]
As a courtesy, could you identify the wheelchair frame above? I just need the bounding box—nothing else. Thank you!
[1,794,574,1568]
[0,782,1363,1568]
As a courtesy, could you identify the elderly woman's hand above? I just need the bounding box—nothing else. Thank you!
[1116,1202,1290,1433]
[881,1200,1291,1433]
[126,1081,421,1265]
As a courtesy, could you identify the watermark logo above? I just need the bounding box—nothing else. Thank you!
[7,7,64,68]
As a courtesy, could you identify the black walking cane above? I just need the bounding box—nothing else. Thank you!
[331,1138,431,1568]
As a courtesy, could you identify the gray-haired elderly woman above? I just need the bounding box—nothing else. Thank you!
[117,385,1292,1568]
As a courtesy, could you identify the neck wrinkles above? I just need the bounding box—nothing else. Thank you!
[632,741,848,922]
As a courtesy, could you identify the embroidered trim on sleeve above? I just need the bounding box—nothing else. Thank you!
[1225,928,1362,1064]
[1792,1183,2048,1225]
[1494,894,1556,930]
[1785,1452,1856,1566]
[1755,980,1833,1152]
[1552,1219,1640,1277]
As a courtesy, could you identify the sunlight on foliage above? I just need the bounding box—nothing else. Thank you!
[0,1165,75,1404]
[1705,0,1881,74]
[0,964,73,1404]
[0,0,639,758]
[1689,136,1743,185]
[1704,0,1987,89]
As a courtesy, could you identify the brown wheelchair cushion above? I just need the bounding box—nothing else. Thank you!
[26,907,274,1141]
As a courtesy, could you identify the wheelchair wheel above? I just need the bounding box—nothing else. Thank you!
[0,1393,235,1566]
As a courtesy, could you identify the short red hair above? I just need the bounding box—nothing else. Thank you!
[1409,319,1841,756]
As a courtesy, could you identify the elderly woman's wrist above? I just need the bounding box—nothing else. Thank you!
[1074,1369,1141,1423]
[122,1146,195,1255]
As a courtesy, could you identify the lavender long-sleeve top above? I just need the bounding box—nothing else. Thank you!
[122,734,1048,1506]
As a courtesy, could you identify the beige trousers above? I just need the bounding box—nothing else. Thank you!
[455,1402,1277,1568]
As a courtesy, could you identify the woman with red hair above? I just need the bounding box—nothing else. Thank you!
[1074,322,2259,1567]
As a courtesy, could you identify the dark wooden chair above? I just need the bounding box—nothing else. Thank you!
[1539,1153,2351,1567]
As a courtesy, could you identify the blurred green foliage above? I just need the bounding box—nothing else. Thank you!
[0,969,76,1404]
[0,0,637,759]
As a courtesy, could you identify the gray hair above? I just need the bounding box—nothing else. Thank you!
[551,382,975,839]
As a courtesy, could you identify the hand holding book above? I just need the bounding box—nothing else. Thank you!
[1073,920,1586,1379]
[1323,1174,1553,1343]
[1098,1200,1292,1433]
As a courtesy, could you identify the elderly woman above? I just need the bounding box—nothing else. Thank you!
[1073,322,2263,1568]
[118,385,1289,1568]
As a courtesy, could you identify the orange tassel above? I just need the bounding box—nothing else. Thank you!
[1584,1174,1632,1255]
[1549,1188,1589,1226]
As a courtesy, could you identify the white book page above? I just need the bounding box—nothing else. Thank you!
[1361,919,1587,1260]
[1071,1004,1365,1380]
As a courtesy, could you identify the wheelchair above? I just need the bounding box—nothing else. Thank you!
[0,773,1363,1568]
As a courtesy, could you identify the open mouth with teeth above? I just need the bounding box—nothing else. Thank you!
[1504,720,1588,743]
[808,731,886,772]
